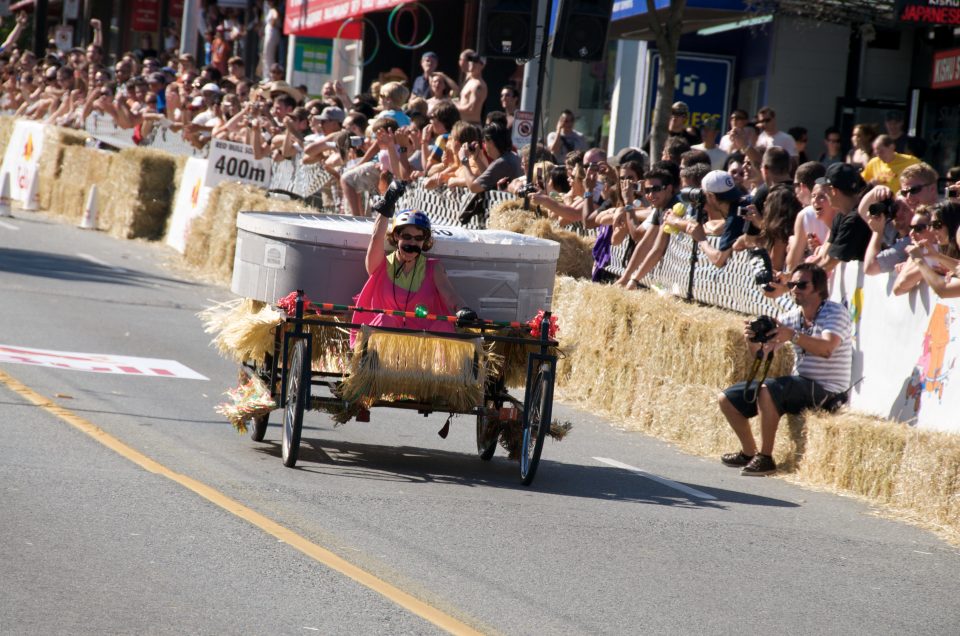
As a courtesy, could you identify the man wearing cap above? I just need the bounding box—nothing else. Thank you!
[621,166,684,288]
[686,169,748,269]
[813,162,870,272]
[884,110,926,159]
[692,115,728,169]
[412,51,439,99]
[667,101,701,146]
[861,134,920,194]
[547,109,588,160]
[457,52,487,125]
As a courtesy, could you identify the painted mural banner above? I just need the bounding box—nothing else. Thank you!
[831,261,960,433]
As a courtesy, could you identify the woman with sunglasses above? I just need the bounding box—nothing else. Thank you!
[354,196,475,337]
[900,202,960,297]
[893,205,955,295]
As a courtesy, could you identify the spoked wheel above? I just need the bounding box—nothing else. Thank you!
[476,399,501,460]
[520,365,553,486]
[281,338,310,468]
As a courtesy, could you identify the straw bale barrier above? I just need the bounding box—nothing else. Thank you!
[37,126,88,210]
[0,115,15,153]
[797,411,960,541]
[183,182,313,285]
[550,276,798,458]
[488,199,593,279]
[48,145,115,223]
[95,147,178,240]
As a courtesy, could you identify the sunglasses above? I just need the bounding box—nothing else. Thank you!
[786,281,810,290]
[900,183,931,197]
[644,184,667,194]
[910,223,929,233]
[399,233,426,242]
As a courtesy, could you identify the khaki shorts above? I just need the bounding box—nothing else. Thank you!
[341,161,381,194]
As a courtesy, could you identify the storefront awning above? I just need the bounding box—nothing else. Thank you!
[610,0,751,40]
[284,0,406,38]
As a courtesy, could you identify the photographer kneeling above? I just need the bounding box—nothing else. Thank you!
[718,263,852,476]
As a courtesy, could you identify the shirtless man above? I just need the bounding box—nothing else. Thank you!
[458,52,487,125]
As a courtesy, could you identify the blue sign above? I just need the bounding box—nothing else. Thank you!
[646,53,733,132]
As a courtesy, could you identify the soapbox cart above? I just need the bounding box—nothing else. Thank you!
[243,291,560,486]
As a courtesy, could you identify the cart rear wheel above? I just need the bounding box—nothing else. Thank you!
[520,366,552,486]
[476,400,500,460]
[282,338,309,468]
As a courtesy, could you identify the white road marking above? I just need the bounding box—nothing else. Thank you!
[594,457,717,500]
[0,220,18,230]
[76,252,124,271]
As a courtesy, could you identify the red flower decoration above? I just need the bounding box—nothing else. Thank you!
[277,291,313,316]
[527,310,559,339]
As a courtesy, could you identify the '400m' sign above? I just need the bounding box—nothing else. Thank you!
[205,139,273,189]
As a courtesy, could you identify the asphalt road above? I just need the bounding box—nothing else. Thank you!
[1,210,959,635]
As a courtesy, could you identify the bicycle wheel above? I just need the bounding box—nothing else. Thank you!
[281,338,309,468]
[520,366,552,486]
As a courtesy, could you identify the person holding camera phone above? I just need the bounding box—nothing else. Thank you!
[893,202,960,295]
[860,162,939,275]
[719,263,852,476]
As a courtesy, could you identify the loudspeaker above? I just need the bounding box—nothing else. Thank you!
[551,0,614,62]
[477,0,537,59]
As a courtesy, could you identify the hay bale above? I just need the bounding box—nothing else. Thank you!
[798,411,960,540]
[489,200,593,279]
[98,147,178,239]
[37,126,88,210]
[0,116,15,154]
[551,276,800,468]
[48,145,114,222]
[183,182,314,284]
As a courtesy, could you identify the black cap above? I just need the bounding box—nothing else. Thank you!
[825,162,865,194]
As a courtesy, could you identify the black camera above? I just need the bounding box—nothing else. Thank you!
[679,186,706,208]
[748,247,775,290]
[868,197,896,218]
[748,315,778,344]
[371,179,408,218]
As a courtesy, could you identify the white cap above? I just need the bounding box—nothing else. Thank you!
[200,82,221,94]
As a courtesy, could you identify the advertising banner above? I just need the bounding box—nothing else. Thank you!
[644,53,733,135]
[205,140,272,189]
[0,120,45,209]
[166,157,211,254]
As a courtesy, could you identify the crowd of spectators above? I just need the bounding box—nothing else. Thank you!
[2,9,960,304]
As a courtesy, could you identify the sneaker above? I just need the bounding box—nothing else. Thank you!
[721,451,754,467]
[741,453,777,476]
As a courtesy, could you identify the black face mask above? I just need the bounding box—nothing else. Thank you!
[400,244,422,254]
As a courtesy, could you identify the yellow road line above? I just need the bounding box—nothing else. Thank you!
[0,368,484,636]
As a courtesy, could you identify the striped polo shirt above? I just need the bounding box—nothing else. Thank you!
[781,300,852,394]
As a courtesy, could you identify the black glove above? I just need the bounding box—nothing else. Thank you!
[456,307,478,326]
[371,179,408,218]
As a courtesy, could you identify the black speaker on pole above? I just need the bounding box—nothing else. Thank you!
[477,0,537,59]
[551,0,615,62]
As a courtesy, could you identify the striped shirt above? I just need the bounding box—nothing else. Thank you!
[781,300,852,393]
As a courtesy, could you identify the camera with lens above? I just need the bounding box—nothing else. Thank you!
[679,186,706,208]
[748,247,775,291]
[868,197,896,219]
[747,315,778,344]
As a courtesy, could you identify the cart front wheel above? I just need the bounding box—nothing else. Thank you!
[520,365,552,486]
[476,399,500,460]
[282,338,309,467]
